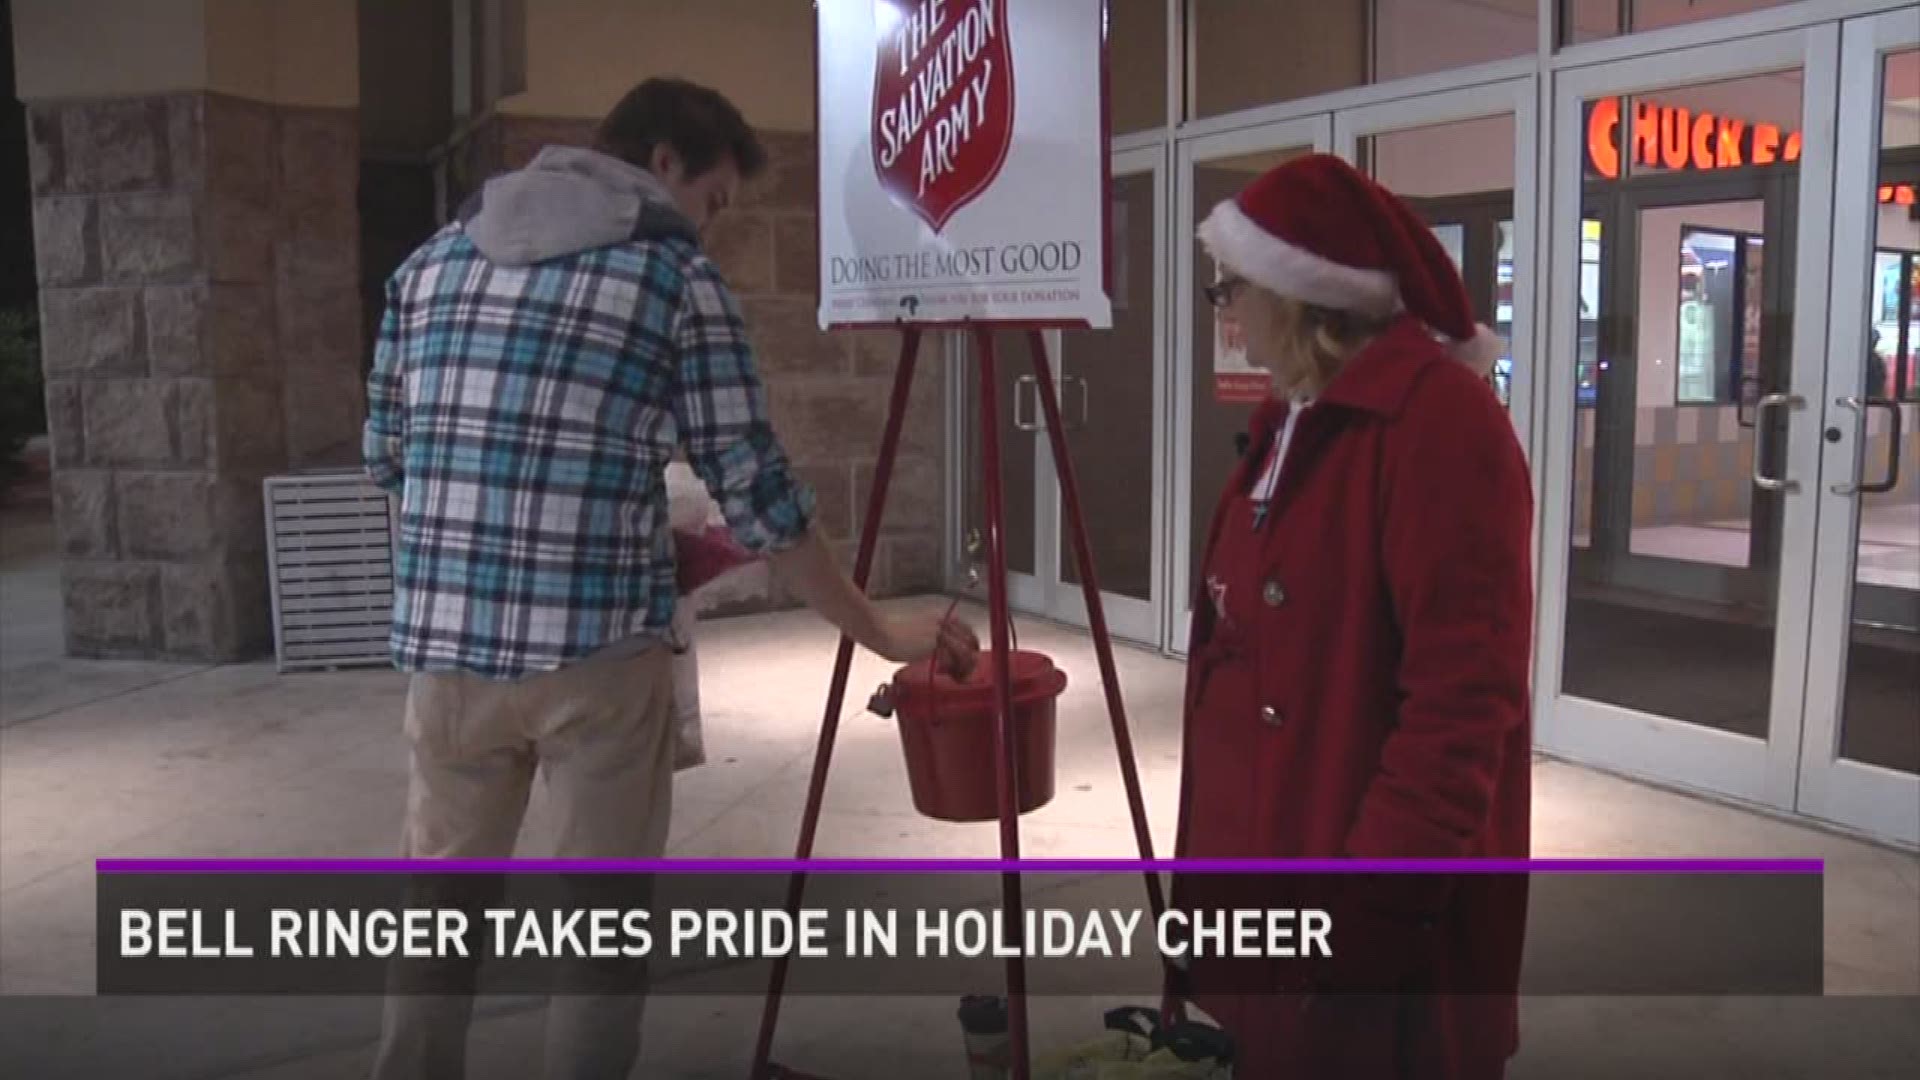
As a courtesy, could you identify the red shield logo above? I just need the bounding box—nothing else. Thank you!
[871,0,1015,234]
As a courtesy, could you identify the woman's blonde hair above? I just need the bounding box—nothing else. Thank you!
[1263,295,1391,394]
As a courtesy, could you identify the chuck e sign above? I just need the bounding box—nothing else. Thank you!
[817,0,1112,329]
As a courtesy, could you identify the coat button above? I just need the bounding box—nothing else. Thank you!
[1263,579,1286,607]
[1261,706,1284,728]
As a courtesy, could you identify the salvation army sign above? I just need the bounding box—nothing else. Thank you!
[817,0,1111,329]
[872,0,1014,233]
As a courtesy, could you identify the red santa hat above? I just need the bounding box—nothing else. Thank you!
[1196,153,1504,376]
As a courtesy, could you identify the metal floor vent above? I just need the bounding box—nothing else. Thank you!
[264,470,399,673]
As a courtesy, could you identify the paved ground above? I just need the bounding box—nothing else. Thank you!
[2,508,1916,1077]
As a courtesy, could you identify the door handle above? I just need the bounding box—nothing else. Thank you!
[1751,392,1804,493]
[1068,375,1090,432]
[1012,375,1042,432]
[1831,397,1905,497]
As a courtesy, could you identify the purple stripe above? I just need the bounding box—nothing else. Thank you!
[94,858,1823,875]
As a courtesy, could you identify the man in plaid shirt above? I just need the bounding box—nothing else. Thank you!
[363,79,976,1079]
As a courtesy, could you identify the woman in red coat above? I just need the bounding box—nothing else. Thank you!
[1170,154,1535,1078]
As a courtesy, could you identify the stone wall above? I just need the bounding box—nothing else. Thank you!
[28,93,363,660]
[445,116,949,615]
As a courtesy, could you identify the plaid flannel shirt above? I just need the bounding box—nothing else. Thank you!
[364,214,814,681]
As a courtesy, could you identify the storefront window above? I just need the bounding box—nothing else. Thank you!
[1374,0,1535,83]
[1674,227,1761,406]
[1578,219,1603,408]
[1192,0,1536,120]
[1562,0,1798,47]
[1191,0,1368,118]
[1869,250,1919,402]
[1109,0,1167,134]
[1371,113,1518,408]
[1496,219,1516,404]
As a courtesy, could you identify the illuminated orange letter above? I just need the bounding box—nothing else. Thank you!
[1661,107,1691,170]
[1690,112,1716,171]
[1753,123,1781,165]
[1715,118,1745,168]
[1634,101,1662,168]
[1587,98,1621,179]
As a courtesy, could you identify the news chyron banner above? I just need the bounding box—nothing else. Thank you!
[97,861,1824,998]
[816,0,1113,329]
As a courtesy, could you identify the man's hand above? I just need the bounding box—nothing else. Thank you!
[766,530,979,675]
[877,611,980,676]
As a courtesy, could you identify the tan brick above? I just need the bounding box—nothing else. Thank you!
[856,453,944,539]
[165,95,205,193]
[705,212,776,294]
[32,197,98,286]
[62,99,168,192]
[41,288,145,377]
[771,382,888,465]
[148,284,275,377]
[161,559,270,661]
[63,562,162,656]
[277,276,363,378]
[215,377,290,471]
[276,203,362,287]
[204,94,277,207]
[101,191,200,281]
[53,470,117,558]
[745,132,817,212]
[44,380,85,468]
[501,117,594,169]
[852,328,913,378]
[277,109,358,213]
[883,531,945,597]
[216,473,271,557]
[795,463,854,542]
[170,378,215,468]
[739,296,848,375]
[117,472,219,560]
[27,105,68,195]
[283,368,365,469]
[83,380,173,465]
[207,201,277,283]
[773,215,817,295]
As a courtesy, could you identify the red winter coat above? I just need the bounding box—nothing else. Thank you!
[1171,317,1535,1079]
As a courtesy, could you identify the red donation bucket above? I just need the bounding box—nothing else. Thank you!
[883,650,1066,823]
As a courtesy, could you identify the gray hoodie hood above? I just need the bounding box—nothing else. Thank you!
[458,145,698,266]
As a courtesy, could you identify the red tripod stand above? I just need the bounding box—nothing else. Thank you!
[748,323,1168,1079]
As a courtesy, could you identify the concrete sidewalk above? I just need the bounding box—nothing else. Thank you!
[2,506,1916,1078]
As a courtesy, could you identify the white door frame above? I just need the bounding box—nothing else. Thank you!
[945,146,1170,647]
[1535,25,1842,812]
[1169,114,1336,656]
[1797,7,1920,847]
[1332,75,1544,594]
[1039,142,1169,646]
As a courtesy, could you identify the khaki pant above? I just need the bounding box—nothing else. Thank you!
[370,641,675,1080]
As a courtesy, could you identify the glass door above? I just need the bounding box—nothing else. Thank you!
[958,146,1167,646]
[1333,78,1540,453]
[1800,11,1920,847]
[1050,143,1168,645]
[1170,115,1333,654]
[1537,26,1840,813]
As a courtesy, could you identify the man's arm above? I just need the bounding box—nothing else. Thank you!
[363,279,407,494]
[667,254,968,664]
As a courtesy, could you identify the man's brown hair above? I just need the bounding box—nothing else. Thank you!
[596,77,768,180]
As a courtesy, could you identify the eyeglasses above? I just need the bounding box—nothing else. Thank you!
[1204,275,1248,309]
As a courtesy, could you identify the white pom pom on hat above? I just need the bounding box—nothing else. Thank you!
[1196,153,1502,376]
